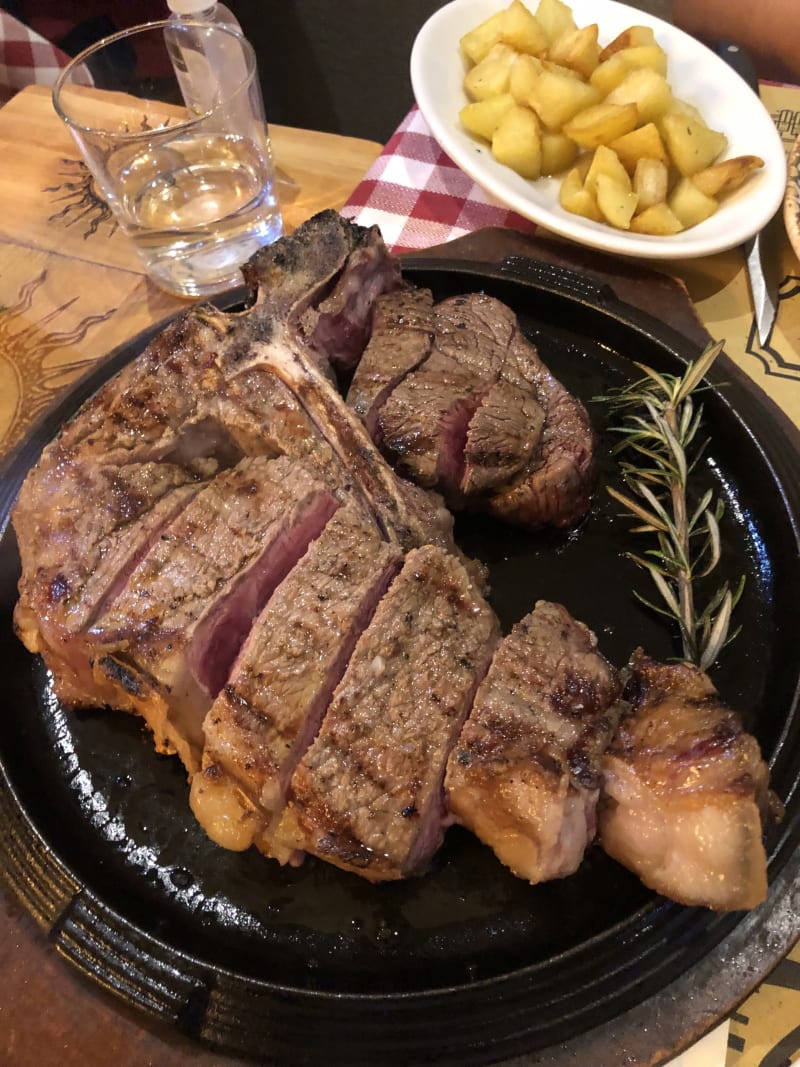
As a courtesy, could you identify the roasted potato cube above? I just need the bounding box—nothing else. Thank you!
[534,0,577,45]
[669,177,718,227]
[691,154,764,197]
[464,43,518,101]
[661,111,728,176]
[584,144,631,194]
[559,166,603,221]
[547,23,600,79]
[509,53,545,104]
[605,68,672,123]
[492,104,543,178]
[633,157,669,209]
[562,102,639,148]
[595,173,639,228]
[630,202,684,234]
[590,45,668,95]
[501,0,549,55]
[541,131,579,174]
[460,93,517,141]
[609,123,669,172]
[460,10,506,65]
[528,68,601,130]
[599,25,657,62]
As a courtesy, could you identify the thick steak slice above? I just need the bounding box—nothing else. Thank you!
[446,601,622,884]
[346,287,436,436]
[274,545,500,881]
[599,651,776,911]
[13,461,203,707]
[88,457,338,772]
[350,290,591,526]
[192,506,402,854]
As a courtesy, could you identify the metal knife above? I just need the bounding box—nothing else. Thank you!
[714,39,779,346]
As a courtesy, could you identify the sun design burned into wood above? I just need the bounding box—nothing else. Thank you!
[0,272,114,452]
[44,158,117,239]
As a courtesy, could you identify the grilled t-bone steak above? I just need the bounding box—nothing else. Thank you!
[12,211,460,777]
[599,651,777,911]
[347,289,594,528]
[445,601,623,883]
[273,545,500,881]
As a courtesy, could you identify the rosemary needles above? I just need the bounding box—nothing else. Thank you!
[599,339,744,671]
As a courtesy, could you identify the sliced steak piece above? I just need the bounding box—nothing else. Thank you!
[192,506,402,856]
[484,328,594,529]
[88,457,338,772]
[274,545,500,881]
[599,651,777,911]
[350,290,589,525]
[462,380,544,495]
[446,601,622,884]
[346,287,436,436]
[13,461,204,707]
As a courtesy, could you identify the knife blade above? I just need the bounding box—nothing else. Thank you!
[715,39,779,346]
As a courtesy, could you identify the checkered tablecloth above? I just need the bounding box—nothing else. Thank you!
[341,104,537,253]
[0,9,72,96]
[0,9,91,100]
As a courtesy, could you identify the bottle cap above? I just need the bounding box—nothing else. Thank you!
[166,0,215,13]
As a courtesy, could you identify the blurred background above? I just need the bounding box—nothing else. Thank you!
[3,0,679,143]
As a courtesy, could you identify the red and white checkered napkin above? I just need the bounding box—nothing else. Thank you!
[0,9,74,96]
[341,105,537,253]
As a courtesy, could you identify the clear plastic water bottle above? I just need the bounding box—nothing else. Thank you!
[165,0,249,115]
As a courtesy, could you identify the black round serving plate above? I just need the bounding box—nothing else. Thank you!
[1,255,799,1066]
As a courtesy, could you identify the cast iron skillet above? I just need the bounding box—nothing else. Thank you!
[0,255,798,1066]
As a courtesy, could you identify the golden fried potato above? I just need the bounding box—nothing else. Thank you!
[595,173,639,228]
[460,10,506,65]
[460,93,517,141]
[691,155,764,197]
[669,177,718,226]
[660,111,727,176]
[501,0,549,54]
[541,130,579,173]
[559,166,603,220]
[609,122,669,172]
[492,103,543,178]
[509,53,545,103]
[605,68,672,124]
[630,202,684,234]
[547,23,600,79]
[464,42,518,101]
[528,68,600,130]
[562,102,639,148]
[589,45,668,95]
[584,144,630,194]
[632,157,669,209]
[598,25,656,62]
[535,0,578,44]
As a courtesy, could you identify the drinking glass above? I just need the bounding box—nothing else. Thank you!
[52,20,283,298]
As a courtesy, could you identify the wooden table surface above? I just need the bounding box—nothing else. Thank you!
[1,82,799,1067]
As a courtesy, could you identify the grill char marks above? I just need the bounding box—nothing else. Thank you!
[274,546,500,881]
[446,601,623,884]
[598,651,775,911]
[348,291,591,527]
[88,457,338,772]
[192,506,402,855]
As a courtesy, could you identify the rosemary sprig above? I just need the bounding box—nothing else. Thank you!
[598,339,744,671]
